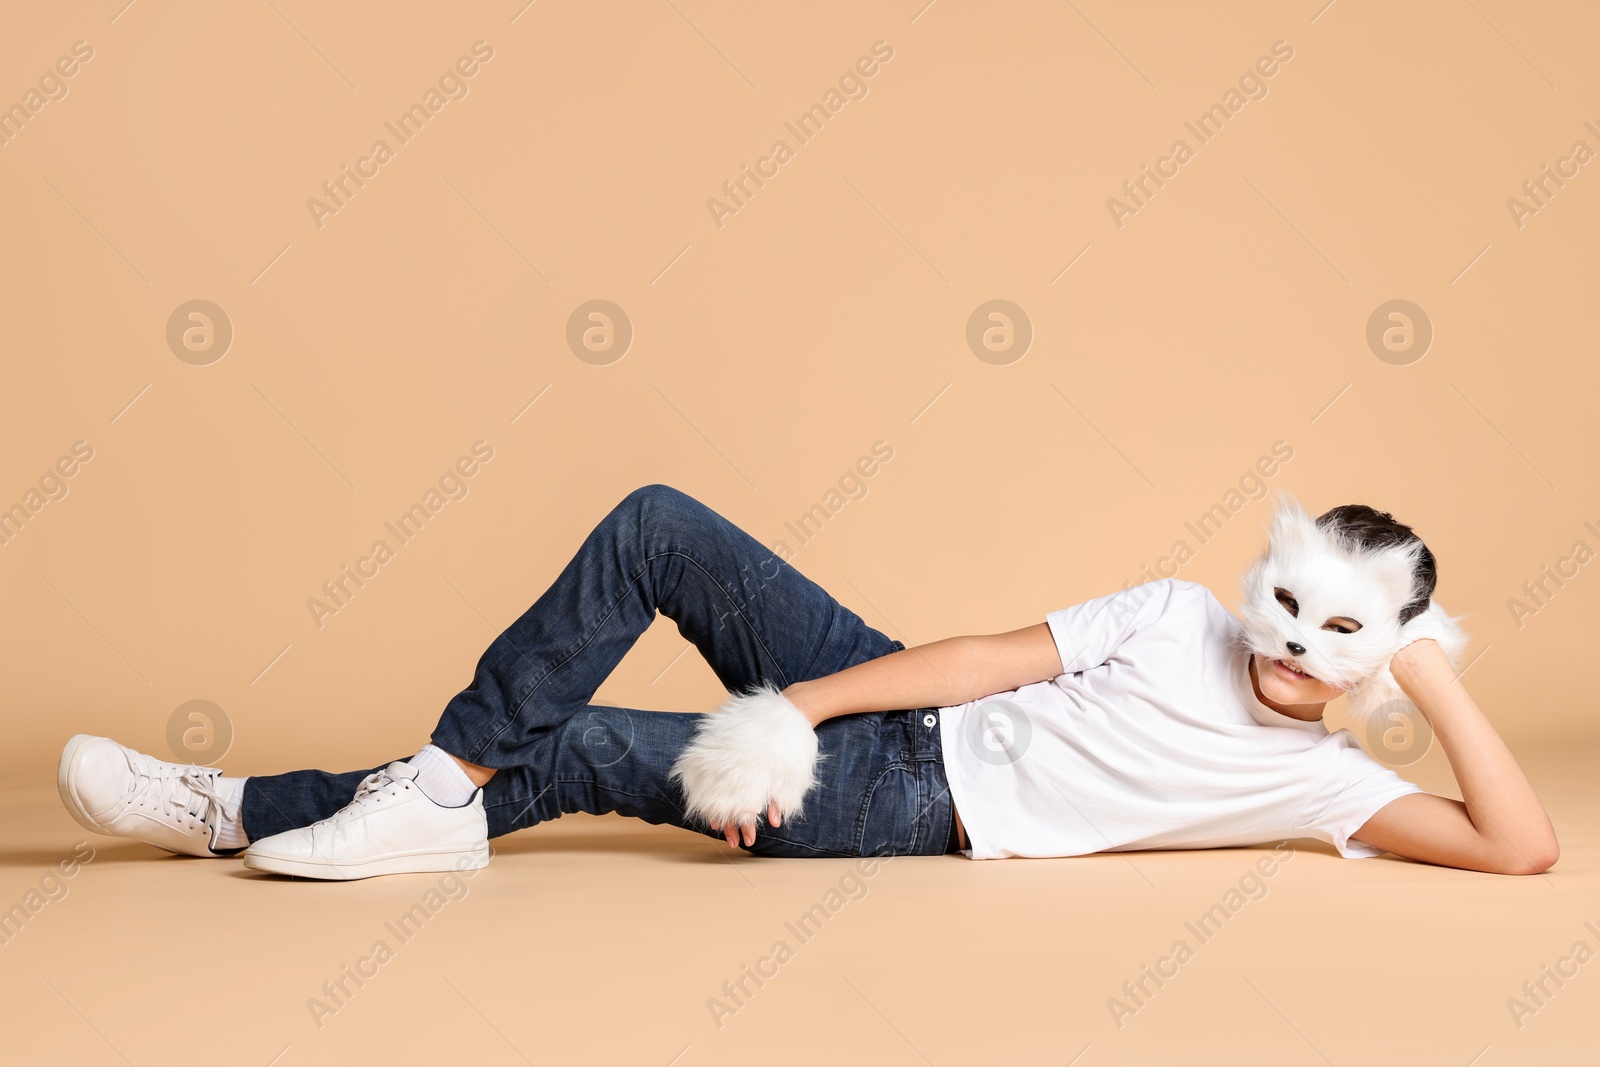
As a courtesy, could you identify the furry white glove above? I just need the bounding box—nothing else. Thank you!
[669,682,823,833]
[1343,600,1471,730]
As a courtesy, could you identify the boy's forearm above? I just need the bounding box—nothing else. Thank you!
[782,636,985,727]
[1392,644,1558,867]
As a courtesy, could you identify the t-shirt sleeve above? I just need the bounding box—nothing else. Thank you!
[1044,577,1181,676]
[1299,734,1428,859]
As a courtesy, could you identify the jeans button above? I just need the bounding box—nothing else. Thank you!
[923,713,937,728]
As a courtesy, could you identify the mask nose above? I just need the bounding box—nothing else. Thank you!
[1285,641,1306,656]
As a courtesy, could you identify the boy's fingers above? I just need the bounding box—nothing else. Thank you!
[714,809,774,848]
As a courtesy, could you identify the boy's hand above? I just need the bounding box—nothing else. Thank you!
[1390,635,1452,686]
[668,683,821,850]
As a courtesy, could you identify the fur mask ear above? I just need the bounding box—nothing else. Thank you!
[1235,489,1424,692]
[1342,600,1471,733]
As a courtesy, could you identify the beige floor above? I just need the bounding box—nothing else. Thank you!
[1,740,1595,1067]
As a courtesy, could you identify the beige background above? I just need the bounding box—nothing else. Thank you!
[2,2,1598,1064]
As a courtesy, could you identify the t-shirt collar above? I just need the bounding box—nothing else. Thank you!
[1234,646,1329,734]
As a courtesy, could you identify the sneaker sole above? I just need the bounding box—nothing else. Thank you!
[242,845,490,881]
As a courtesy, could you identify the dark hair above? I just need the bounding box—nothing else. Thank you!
[1315,504,1436,624]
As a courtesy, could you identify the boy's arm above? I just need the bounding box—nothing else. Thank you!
[690,624,1063,849]
[1349,639,1559,875]
[782,623,1064,727]
[783,579,1181,726]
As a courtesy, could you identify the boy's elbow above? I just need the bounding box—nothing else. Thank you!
[1525,838,1560,874]
[1498,838,1559,876]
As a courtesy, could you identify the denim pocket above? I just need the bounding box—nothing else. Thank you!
[854,762,920,857]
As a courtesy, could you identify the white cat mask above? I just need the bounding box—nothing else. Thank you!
[1235,492,1469,730]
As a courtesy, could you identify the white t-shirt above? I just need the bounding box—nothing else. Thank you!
[937,577,1426,860]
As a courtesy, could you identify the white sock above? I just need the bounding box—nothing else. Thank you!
[408,744,477,807]
[212,776,249,850]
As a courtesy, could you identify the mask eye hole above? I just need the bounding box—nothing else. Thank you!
[1324,618,1362,635]
[1274,587,1299,618]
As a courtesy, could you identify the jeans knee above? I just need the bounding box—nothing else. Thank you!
[621,483,685,510]
[617,483,708,548]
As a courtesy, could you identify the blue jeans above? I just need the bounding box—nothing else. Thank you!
[242,485,959,858]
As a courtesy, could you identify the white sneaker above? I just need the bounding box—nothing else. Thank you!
[57,734,236,857]
[243,761,489,881]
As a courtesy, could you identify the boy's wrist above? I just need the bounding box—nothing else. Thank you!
[782,680,830,727]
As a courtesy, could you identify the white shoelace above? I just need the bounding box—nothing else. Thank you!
[125,753,224,833]
[327,766,409,827]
